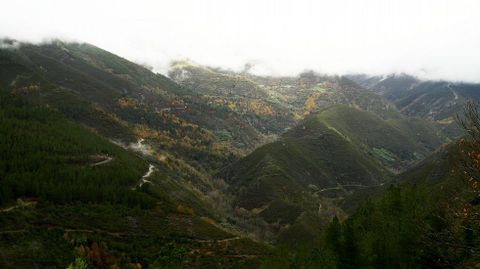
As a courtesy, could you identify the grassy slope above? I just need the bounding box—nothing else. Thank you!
[399,142,462,188]
[222,105,448,244]
[316,106,445,169]
[222,106,393,243]
[260,139,480,269]
[341,141,465,214]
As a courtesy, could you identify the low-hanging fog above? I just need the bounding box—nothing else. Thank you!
[1,0,479,82]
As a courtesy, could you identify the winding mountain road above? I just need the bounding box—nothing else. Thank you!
[315,182,387,194]
[132,164,156,189]
[90,156,113,166]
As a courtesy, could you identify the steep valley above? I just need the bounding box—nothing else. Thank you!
[0,39,478,268]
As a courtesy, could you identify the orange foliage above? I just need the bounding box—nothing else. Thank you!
[176,204,195,215]
[248,100,274,116]
[203,217,215,225]
[76,242,117,268]
[117,97,137,108]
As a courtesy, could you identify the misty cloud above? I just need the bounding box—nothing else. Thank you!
[1,0,479,82]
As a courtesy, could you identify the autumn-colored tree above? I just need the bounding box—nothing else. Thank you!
[176,204,195,215]
[75,241,117,268]
[304,95,316,113]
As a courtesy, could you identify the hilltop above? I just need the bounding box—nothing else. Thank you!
[222,105,447,243]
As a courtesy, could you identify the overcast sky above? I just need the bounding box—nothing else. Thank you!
[1,0,480,81]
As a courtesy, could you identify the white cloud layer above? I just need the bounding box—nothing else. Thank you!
[1,0,479,81]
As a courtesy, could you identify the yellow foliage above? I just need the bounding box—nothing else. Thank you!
[156,153,167,163]
[133,125,175,145]
[248,100,274,116]
[304,93,321,114]
[227,101,236,110]
[304,95,316,111]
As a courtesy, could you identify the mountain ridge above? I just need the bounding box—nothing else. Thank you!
[1,38,476,268]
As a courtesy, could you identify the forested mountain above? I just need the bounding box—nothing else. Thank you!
[0,40,271,227]
[1,39,478,268]
[169,62,402,121]
[348,73,480,137]
[0,88,268,269]
[262,124,480,268]
[167,62,456,245]
[0,40,271,268]
[221,105,448,243]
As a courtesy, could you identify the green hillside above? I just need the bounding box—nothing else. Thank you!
[221,105,449,243]
[0,91,152,207]
[0,40,268,176]
[262,139,480,269]
[314,106,445,169]
[0,41,278,268]
[0,91,268,268]
[1,39,474,268]
[0,40,275,230]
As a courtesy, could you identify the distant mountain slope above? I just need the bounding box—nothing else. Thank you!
[169,64,454,166]
[169,63,403,123]
[348,73,480,137]
[248,72,403,120]
[169,61,298,135]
